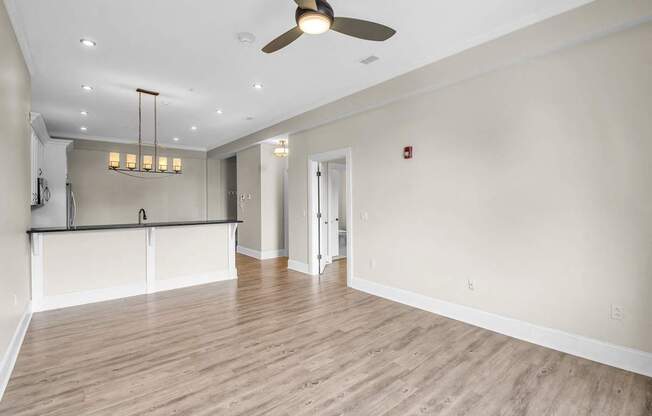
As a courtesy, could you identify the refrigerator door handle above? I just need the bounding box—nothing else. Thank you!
[70,190,77,227]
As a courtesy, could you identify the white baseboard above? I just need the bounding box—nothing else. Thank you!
[0,302,32,402]
[153,270,236,293]
[34,283,147,312]
[33,269,239,312]
[237,246,287,260]
[287,259,314,275]
[350,276,652,378]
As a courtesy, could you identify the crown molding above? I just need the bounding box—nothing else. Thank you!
[3,0,35,76]
[51,134,208,152]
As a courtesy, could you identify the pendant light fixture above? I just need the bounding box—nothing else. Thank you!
[273,139,289,158]
[108,88,182,176]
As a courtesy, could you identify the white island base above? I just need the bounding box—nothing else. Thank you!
[29,222,239,312]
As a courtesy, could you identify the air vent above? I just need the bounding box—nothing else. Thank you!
[360,55,380,65]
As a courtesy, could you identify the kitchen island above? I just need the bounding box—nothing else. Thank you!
[28,220,241,312]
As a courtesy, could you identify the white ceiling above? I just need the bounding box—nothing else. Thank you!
[8,0,593,151]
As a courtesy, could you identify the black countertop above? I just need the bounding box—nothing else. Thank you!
[27,220,242,234]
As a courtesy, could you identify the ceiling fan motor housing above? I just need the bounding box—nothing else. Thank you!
[295,0,334,25]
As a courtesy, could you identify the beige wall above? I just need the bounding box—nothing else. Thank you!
[236,144,286,253]
[68,140,207,225]
[287,22,652,353]
[260,143,287,252]
[207,156,237,220]
[333,162,347,230]
[236,145,262,251]
[0,0,31,373]
[224,157,237,219]
[206,158,221,219]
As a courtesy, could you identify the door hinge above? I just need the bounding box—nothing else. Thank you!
[317,212,322,219]
[318,254,322,260]
[316,171,322,177]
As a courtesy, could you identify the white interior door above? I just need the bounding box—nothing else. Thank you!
[318,163,328,274]
[328,167,340,258]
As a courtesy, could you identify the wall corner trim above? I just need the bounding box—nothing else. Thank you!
[0,302,32,402]
[350,276,652,378]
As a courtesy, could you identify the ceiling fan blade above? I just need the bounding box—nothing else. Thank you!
[262,27,303,54]
[294,0,318,11]
[331,17,396,41]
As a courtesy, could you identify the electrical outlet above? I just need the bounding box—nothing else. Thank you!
[467,280,475,291]
[611,305,624,321]
[12,294,17,306]
[360,212,369,222]
[369,259,376,269]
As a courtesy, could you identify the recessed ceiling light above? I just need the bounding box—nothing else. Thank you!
[216,109,223,115]
[80,126,88,131]
[173,137,180,142]
[191,126,198,131]
[80,110,88,116]
[237,32,256,44]
[253,83,263,90]
[80,38,96,47]
[81,85,93,91]
[246,116,254,121]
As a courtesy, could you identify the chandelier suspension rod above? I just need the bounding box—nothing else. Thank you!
[138,91,142,171]
[135,88,160,172]
[154,94,158,169]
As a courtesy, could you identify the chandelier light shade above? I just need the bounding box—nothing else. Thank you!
[108,88,182,177]
[109,152,121,169]
[173,158,182,173]
[158,156,168,172]
[143,155,153,171]
[126,154,137,170]
[273,139,289,158]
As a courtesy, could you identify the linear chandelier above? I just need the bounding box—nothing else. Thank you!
[108,88,182,177]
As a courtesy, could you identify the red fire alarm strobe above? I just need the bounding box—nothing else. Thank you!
[403,146,413,159]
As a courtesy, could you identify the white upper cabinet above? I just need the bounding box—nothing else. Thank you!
[30,113,50,207]
[30,127,45,205]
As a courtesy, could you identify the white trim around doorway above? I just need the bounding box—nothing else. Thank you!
[307,148,353,286]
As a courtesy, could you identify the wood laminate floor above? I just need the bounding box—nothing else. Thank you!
[1,255,650,415]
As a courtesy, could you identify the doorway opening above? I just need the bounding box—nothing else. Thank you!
[308,148,353,286]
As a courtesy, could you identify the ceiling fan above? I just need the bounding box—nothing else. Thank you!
[262,0,396,54]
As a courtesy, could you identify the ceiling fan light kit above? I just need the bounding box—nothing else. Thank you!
[298,11,332,35]
[262,0,396,54]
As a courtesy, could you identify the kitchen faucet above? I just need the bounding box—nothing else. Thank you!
[138,208,147,225]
